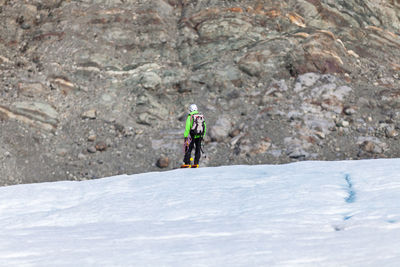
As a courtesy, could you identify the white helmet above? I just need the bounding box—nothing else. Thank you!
[189,104,198,113]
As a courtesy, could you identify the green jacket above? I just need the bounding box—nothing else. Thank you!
[184,110,206,139]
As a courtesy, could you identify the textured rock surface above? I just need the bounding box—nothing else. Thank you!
[1,0,400,185]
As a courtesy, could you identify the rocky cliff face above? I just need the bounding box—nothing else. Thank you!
[1,0,400,185]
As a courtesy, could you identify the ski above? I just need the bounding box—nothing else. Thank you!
[180,164,191,168]
[180,164,199,168]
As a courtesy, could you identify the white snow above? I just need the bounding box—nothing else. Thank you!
[1,159,400,266]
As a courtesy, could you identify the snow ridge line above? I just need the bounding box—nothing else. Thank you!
[344,174,356,204]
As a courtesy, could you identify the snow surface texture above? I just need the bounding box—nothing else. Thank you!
[0,159,400,266]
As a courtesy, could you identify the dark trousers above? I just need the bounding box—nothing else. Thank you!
[184,137,202,165]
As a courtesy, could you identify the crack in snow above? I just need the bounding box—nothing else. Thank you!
[344,174,356,204]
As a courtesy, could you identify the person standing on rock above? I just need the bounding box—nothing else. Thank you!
[181,104,206,168]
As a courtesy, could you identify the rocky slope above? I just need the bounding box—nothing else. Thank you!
[1,0,400,185]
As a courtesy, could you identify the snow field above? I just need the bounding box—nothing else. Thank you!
[0,159,399,266]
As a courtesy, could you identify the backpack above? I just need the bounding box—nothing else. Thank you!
[190,113,205,136]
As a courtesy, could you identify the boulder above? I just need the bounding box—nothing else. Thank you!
[156,156,169,168]
[209,116,232,142]
[358,137,388,156]
[284,137,311,159]
[140,72,162,90]
[287,31,350,75]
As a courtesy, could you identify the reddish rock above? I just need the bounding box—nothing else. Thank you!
[156,157,169,168]
[95,141,107,152]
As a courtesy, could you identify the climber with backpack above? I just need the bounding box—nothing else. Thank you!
[181,104,206,168]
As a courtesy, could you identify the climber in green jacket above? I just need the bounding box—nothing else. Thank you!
[182,104,206,167]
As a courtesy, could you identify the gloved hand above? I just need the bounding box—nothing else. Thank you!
[184,136,192,147]
[183,137,190,153]
[184,136,191,143]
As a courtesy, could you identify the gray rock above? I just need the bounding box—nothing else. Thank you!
[294,73,321,92]
[360,141,382,154]
[88,134,97,142]
[51,78,76,94]
[77,153,87,160]
[385,126,399,138]
[87,146,97,154]
[56,147,68,157]
[284,137,311,159]
[82,109,97,120]
[198,17,252,40]
[209,116,232,142]
[140,72,162,90]
[315,131,325,139]
[18,82,47,97]
[137,112,154,126]
[344,107,357,115]
[337,120,350,128]
[358,137,388,155]
[251,141,271,155]
[286,147,309,159]
[150,0,173,18]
